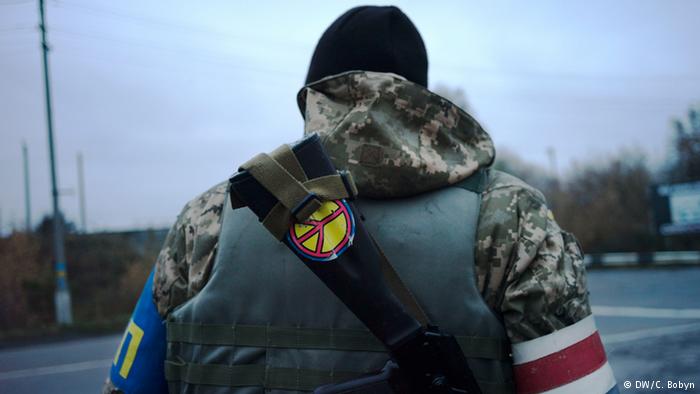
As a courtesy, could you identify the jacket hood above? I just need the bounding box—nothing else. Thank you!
[297,71,495,198]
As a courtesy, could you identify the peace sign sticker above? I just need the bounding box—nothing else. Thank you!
[287,199,355,262]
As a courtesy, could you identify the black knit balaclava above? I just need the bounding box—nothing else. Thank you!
[305,6,428,87]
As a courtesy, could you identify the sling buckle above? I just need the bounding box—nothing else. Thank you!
[291,192,322,221]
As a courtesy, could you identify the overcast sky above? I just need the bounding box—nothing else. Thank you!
[1,0,699,233]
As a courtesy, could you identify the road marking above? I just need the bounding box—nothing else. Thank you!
[592,305,700,319]
[602,321,700,345]
[0,358,112,381]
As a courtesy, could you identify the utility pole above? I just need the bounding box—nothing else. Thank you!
[22,142,32,232]
[39,0,73,325]
[77,152,86,233]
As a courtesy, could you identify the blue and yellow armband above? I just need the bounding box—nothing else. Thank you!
[110,268,168,394]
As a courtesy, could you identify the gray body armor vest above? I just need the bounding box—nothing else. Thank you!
[165,180,514,393]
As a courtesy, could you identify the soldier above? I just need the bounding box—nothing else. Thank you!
[104,6,617,394]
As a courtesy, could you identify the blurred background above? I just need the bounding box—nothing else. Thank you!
[1,1,699,393]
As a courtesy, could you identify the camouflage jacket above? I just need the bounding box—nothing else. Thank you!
[104,71,591,393]
[152,71,591,345]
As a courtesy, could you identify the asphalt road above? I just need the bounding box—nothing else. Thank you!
[1,267,699,394]
[589,267,700,393]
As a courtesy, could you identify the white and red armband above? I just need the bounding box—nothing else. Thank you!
[512,315,617,394]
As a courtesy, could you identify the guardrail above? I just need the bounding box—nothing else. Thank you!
[584,251,700,268]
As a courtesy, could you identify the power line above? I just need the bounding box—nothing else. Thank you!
[53,43,304,81]
[0,26,35,32]
[12,1,699,86]
[48,28,303,78]
[7,0,699,85]
[41,2,700,84]
[8,28,697,95]
[45,45,697,106]
[54,1,232,34]
[0,0,33,6]
[51,26,242,59]
[50,25,693,84]
[51,0,310,51]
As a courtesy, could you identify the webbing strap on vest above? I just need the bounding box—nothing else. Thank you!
[233,141,358,240]
[164,360,361,391]
[163,360,515,394]
[166,322,511,361]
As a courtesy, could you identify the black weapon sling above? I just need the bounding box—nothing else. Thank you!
[228,134,482,394]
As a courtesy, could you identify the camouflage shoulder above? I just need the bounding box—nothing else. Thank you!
[484,169,546,204]
[178,180,228,230]
[480,170,591,343]
[153,181,228,316]
[475,169,552,308]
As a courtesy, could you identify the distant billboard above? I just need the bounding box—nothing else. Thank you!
[652,180,700,235]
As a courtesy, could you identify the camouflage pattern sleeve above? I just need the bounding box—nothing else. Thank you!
[152,181,227,316]
[475,170,591,343]
[101,182,227,393]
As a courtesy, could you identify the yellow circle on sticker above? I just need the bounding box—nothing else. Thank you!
[287,199,355,262]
